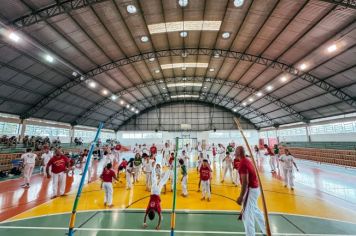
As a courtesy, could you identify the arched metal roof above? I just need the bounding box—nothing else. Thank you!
[0,0,355,129]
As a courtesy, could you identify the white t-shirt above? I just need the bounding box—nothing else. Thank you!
[104,154,115,166]
[180,154,189,165]
[143,159,154,173]
[280,154,295,170]
[21,152,37,165]
[142,147,149,155]
[163,147,170,157]
[218,146,225,154]
[41,152,52,166]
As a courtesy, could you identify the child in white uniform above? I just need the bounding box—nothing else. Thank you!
[21,148,37,188]
[142,154,153,191]
[279,149,299,190]
[40,147,52,175]
[221,152,233,183]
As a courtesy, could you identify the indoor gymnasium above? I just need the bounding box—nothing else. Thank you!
[0,0,355,235]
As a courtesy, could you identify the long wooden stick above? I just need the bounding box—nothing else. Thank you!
[233,117,272,236]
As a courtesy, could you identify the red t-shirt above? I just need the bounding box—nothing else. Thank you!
[212,147,216,155]
[233,158,240,170]
[47,155,69,174]
[101,168,116,182]
[115,144,122,151]
[150,146,157,155]
[146,194,161,214]
[238,157,259,188]
[169,156,174,165]
[200,165,211,181]
[119,160,128,169]
[265,147,273,156]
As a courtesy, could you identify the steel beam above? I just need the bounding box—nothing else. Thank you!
[20,48,352,120]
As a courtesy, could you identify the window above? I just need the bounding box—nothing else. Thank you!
[0,122,19,136]
[121,132,162,139]
[209,132,230,139]
[25,125,70,138]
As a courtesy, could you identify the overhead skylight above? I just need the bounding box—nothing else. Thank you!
[148,21,222,34]
[167,82,202,88]
[171,94,200,99]
[161,62,209,70]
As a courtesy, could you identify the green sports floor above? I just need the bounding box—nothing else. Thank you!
[1,210,356,235]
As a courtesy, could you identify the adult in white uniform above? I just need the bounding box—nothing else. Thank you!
[279,149,299,190]
[162,143,170,167]
[142,154,154,191]
[218,144,225,167]
[180,150,190,168]
[21,148,37,188]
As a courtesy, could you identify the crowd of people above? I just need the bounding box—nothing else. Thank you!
[18,140,299,235]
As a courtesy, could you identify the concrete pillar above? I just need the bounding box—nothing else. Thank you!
[70,126,75,144]
[305,123,311,142]
[19,119,26,142]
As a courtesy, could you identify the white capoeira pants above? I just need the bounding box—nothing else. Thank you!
[145,172,152,189]
[219,154,224,166]
[269,155,276,171]
[181,175,188,195]
[52,172,66,196]
[201,180,210,198]
[223,165,233,182]
[126,171,132,188]
[23,164,35,184]
[233,168,240,185]
[242,188,266,236]
[103,182,113,205]
[283,168,294,187]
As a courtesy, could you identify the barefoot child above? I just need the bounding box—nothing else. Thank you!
[200,159,212,201]
[143,162,170,230]
[179,159,188,197]
[100,163,118,207]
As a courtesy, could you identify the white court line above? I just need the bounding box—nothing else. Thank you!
[0,225,355,235]
[3,209,356,226]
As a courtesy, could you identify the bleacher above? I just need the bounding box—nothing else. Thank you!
[280,142,356,168]
[0,144,85,172]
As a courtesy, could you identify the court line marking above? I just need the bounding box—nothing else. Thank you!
[0,225,355,235]
[3,209,356,226]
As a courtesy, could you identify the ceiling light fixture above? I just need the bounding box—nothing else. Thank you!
[214,53,220,58]
[256,92,263,97]
[222,32,230,39]
[148,57,155,62]
[327,44,337,53]
[209,68,215,72]
[126,5,137,14]
[178,0,188,7]
[233,0,245,7]
[155,69,160,73]
[300,63,307,71]
[72,72,78,77]
[88,81,96,88]
[8,32,20,42]
[280,76,287,82]
[80,76,85,81]
[182,67,187,71]
[111,95,118,100]
[249,98,254,102]
[140,36,149,42]
[233,108,237,112]
[45,54,54,63]
[180,31,188,38]
[135,110,139,114]
[120,100,125,105]
[126,104,130,109]
[131,107,135,112]
[266,85,273,91]
[242,102,247,106]
[102,89,109,95]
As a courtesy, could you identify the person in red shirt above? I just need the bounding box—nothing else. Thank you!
[150,143,157,156]
[236,146,266,236]
[199,159,212,201]
[100,163,117,207]
[118,158,128,182]
[233,155,240,187]
[46,149,70,198]
[264,144,276,172]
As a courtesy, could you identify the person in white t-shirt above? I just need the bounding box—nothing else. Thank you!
[180,150,190,168]
[142,153,154,191]
[162,142,170,167]
[103,150,115,167]
[279,149,299,190]
[21,148,37,188]
[40,146,52,175]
